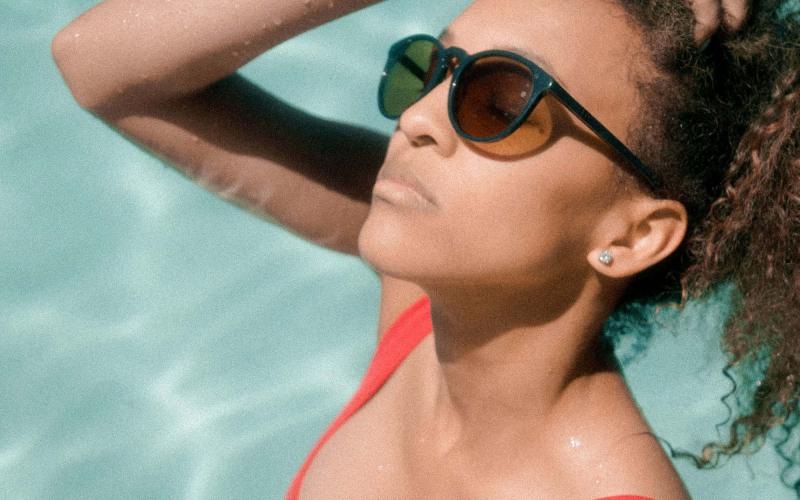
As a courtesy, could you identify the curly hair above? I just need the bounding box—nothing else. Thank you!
[609,0,800,485]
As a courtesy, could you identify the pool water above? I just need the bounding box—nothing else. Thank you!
[1,0,795,498]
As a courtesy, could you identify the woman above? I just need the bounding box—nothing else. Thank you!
[51,0,798,498]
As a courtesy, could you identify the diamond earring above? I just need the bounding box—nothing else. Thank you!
[598,249,614,266]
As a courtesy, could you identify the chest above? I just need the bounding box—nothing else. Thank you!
[299,367,415,498]
[299,405,576,499]
[296,342,578,499]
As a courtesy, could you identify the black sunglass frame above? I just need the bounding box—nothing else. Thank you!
[378,34,662,192]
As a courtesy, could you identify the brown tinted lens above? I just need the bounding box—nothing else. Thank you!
[454,57,533,137]
[454,56,553,155]
[474,97,554,156]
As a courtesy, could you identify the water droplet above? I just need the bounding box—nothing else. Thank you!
[73,33,81,38]
[568,436,582,449]
[272,17,282,27]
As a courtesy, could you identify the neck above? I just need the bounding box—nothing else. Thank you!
[417,277,621,447]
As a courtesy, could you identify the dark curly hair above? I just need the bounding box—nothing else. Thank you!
[607,0,800,488]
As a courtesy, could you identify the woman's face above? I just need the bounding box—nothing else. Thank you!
[358,0,650,290]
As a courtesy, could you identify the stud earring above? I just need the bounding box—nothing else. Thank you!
[598,249,614,266]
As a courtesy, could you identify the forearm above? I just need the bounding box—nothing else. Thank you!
[51,0,379,110]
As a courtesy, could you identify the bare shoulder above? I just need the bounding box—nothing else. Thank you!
[590,430,690,500]
[375,273,427,341]
[547,371,691,500]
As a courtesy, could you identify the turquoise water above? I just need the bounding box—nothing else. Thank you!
[1,0,794,498]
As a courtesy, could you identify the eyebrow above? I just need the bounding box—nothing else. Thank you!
[438,28,568,89]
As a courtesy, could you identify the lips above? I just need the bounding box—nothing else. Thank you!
[374,170,438,208]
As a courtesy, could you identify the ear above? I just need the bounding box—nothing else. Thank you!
[587,198,688,278]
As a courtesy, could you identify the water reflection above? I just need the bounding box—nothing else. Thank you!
[2,0,796,498]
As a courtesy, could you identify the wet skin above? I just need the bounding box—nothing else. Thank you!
[303,0,691,498]
[52,0,706,496]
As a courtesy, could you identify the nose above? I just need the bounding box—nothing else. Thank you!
[396,80,458,157]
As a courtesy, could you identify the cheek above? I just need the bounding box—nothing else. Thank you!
[442,175,590,279]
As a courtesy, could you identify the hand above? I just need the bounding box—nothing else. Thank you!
[688,0,750,45]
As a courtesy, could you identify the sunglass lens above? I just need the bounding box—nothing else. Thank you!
[381,39,438,118]
[453,56,553,155]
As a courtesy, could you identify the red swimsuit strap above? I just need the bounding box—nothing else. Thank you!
[596,497,655,500]
[285,296,656,500]
[285,296,432,499]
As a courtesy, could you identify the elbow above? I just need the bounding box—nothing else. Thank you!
[51,25,115,112]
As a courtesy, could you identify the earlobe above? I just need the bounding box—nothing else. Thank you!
[588,246,633,278]
[588,198,688,279]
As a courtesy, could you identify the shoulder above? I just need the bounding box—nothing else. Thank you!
[588,430,690,500]
[546,371,691,500]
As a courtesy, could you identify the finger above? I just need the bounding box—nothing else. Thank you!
[689,0,722,44]
[720,0,750,32]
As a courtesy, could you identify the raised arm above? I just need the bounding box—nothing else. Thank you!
[51,0,387,255]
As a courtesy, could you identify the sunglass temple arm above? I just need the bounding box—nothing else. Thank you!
[548,82,662,192]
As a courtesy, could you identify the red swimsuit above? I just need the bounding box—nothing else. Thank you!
[286,296,653,500]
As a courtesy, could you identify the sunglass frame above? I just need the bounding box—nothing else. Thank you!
[378,34,662,192]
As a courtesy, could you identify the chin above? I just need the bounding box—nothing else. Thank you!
[357,207,444,282]
[358,212,413,278]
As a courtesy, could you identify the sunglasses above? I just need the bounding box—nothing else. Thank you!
[378,34,662,192]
